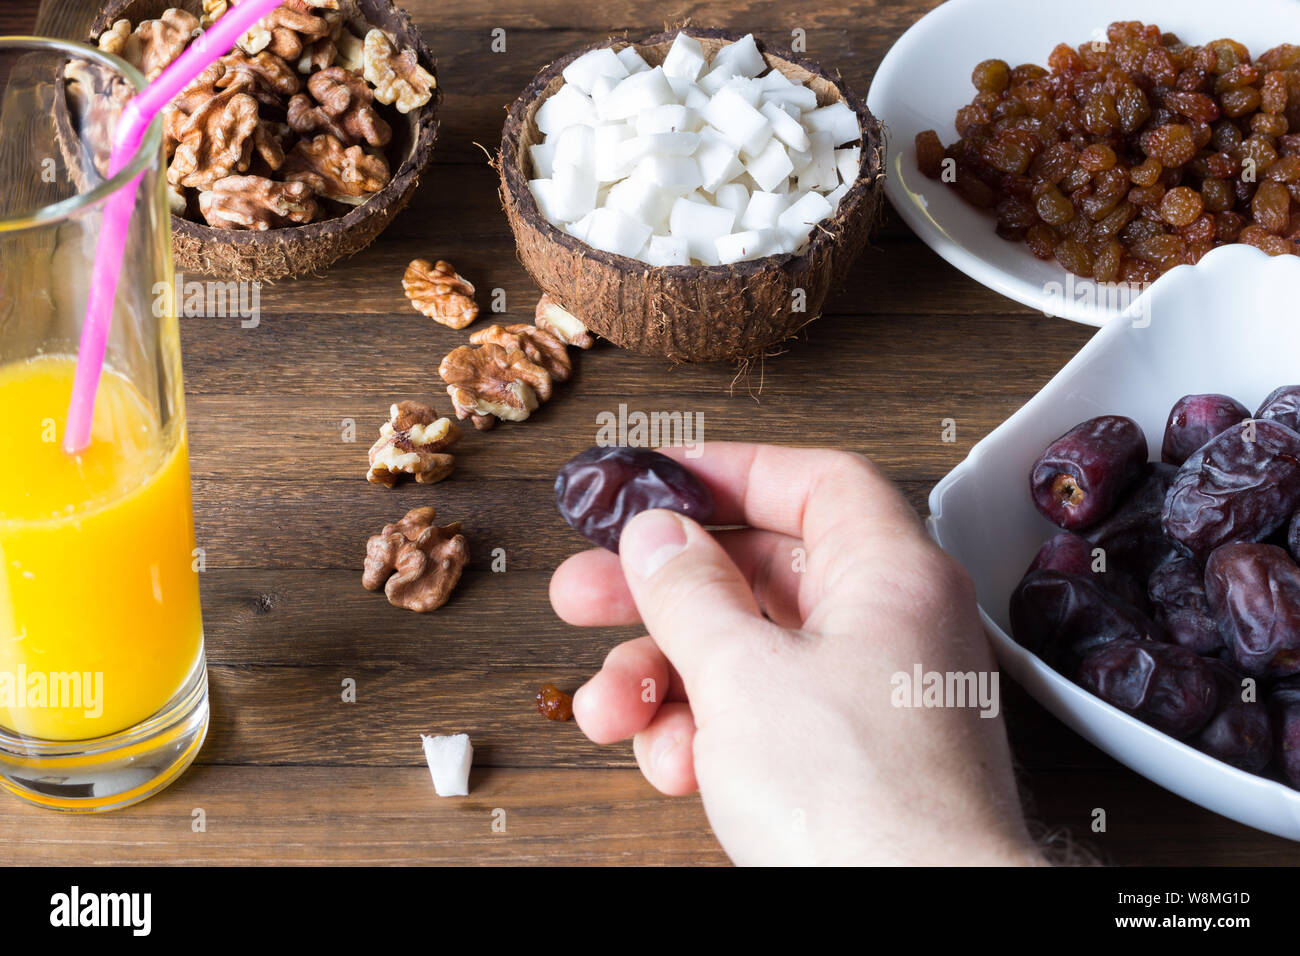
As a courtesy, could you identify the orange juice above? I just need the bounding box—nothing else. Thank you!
[0,356,202,741]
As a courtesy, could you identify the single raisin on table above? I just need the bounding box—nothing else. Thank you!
[1009,569,1163,672]
[1030,416,1148,531]
[1162,419,1300,560]
[536,683,574,722]
[1256,385,1300,432]
[1204,542,1300,678]
[1192,659,1273,772]
[1076,639,1219,738]
[1160,393,1251,465]
[555,446,715,552]
[1147,553,1223,654]
[1083,462,1179,579]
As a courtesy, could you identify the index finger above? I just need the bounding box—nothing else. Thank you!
[655,442,922,551]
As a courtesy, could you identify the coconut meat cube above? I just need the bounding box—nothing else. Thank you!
[421,734,472,797]
[804,101,860,146]
[662,32,707,82]
[562,47,628,93]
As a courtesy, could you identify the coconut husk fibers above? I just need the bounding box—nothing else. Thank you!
[85,0,439,281]
[500,28,885,363]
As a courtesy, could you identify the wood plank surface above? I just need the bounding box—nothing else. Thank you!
[5,0,1297,866]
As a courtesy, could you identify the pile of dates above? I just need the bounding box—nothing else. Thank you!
[1012,385,1300,786]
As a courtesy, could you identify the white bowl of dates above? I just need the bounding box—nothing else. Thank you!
[928,243,1300,840]
[499,28,884,363]
[74,0,439,280]
[868,0,1300,324]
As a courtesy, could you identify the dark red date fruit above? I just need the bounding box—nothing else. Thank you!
[1083,462,1179,579]
[555,446,715,552]
[1256,385,1300,433]
[1269,677,1300,789]
[1161,393,1250,466]
[1030,416,1148,531]
[1028,531,1147,609]
[1192,659,1272,772]
[1010,570,1163,672]
[1204,542,1300,678]
[1076,639,1219,738]
[1162,419,1300,560]
[1147,553,1224,654]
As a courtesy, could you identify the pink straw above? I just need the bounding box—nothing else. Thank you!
[64,0,284,454]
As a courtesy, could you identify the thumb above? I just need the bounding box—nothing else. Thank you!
[617,509,767,684]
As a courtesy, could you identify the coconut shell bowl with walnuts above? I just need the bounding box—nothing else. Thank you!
[77,0,440,280]
[500,28,885,363]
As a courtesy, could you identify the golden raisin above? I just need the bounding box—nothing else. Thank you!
[536,683,574,722]
[972,58,1011,93]
[1159,186,1204,226]
[915,130,945,179]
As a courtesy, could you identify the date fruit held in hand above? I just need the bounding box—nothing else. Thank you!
[1030,416,1147,531]
[555,446,714,552]
[1076,639,1218,739]
[1161,393,1250,467]
[1162,419,1300,560]
[1009,569,1163,672]
[1204,542,1300,679]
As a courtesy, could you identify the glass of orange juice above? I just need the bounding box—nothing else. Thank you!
[0,38,207,810]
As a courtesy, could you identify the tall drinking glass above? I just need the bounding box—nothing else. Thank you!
[0,37,208,810]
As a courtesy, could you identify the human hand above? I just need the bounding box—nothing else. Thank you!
[549,442,1043,866]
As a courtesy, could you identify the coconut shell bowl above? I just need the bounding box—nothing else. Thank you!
[85,0,439,280]
[500,27,885,363]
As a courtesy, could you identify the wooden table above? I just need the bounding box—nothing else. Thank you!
[3,0,1295,866]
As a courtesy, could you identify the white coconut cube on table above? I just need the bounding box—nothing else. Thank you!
[528,32,862,266]
[421,734,473,797]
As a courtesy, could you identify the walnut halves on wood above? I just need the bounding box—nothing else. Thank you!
[363,506,468,613]
[403,260,479,329]
[366,400,460,487]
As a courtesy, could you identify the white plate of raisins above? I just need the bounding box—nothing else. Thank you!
[868,0,1300,324]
